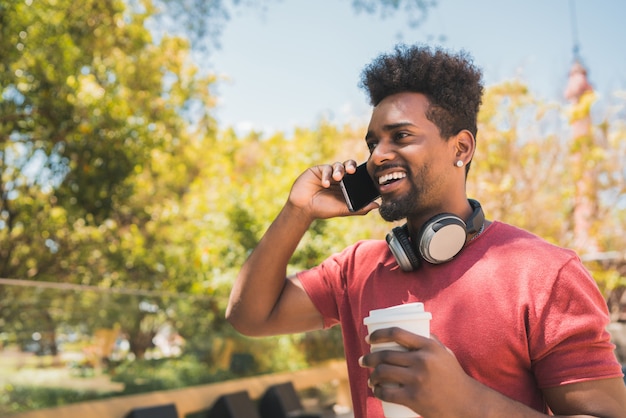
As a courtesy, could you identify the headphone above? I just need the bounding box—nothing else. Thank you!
[385,199,485,272]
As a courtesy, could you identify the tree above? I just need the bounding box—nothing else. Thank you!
[0,0,216,358]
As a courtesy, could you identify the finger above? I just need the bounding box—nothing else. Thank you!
[368,327,432,350]
[367,363,422,408]
[331,161,346,182]
[371,379,416,409]
[319,165,334,188]
[343,159,358,174]
[368,360,417,387]
[360,349,415,369]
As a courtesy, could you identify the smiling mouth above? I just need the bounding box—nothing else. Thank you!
[378,171,407,186]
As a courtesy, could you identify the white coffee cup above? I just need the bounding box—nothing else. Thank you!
[363,302,432,418]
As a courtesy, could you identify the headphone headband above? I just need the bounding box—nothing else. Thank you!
[465,199,484,235]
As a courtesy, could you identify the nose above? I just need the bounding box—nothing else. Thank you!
[370,140,396,166]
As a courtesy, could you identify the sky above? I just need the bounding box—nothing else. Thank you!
[208,0,626,136]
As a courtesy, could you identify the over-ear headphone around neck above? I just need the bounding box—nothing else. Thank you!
[385,199,485,272]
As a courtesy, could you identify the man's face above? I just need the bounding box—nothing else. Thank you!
[365,92,456,222]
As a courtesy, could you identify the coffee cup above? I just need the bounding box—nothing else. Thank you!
[363,302,432,418]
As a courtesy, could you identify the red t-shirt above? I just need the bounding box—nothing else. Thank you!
[297,221,622,417]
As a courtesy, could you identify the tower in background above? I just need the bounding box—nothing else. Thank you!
[563,0,600,254]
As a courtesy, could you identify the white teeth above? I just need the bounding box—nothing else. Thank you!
[378,172,407,185]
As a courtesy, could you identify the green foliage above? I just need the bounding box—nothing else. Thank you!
[0,384,116,415]
[301,328,346,364]
[110,355,229,394]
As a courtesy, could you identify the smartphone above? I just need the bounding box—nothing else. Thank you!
[340,162,380,212]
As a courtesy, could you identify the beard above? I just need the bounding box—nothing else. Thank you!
[378,163,434,222]
[378,183,420,222]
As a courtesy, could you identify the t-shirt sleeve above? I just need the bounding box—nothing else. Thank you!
[296,249,347,329]
[529,255,622,387]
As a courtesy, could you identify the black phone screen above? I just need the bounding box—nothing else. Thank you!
[340,162,380,212]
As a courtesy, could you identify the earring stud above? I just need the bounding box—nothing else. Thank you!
[455,160,464,167]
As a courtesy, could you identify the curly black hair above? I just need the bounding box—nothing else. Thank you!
[359,44,484,139]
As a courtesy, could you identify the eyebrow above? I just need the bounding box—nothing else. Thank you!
[365,121,415,141]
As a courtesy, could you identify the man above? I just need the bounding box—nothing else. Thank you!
[226,44,626,417]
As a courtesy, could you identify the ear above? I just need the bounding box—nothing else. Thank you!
[452,129,475,165]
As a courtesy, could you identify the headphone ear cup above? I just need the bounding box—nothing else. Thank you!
[386,224,421,272]
[419,214,467,264]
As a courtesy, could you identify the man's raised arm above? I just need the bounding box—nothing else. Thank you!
[225,161,378,337]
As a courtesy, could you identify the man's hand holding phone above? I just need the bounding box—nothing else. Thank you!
[287,161,379,221]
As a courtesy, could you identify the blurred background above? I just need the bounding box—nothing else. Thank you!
[1,0,625,416]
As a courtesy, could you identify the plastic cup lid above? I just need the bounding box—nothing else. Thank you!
[363,302,431,325]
